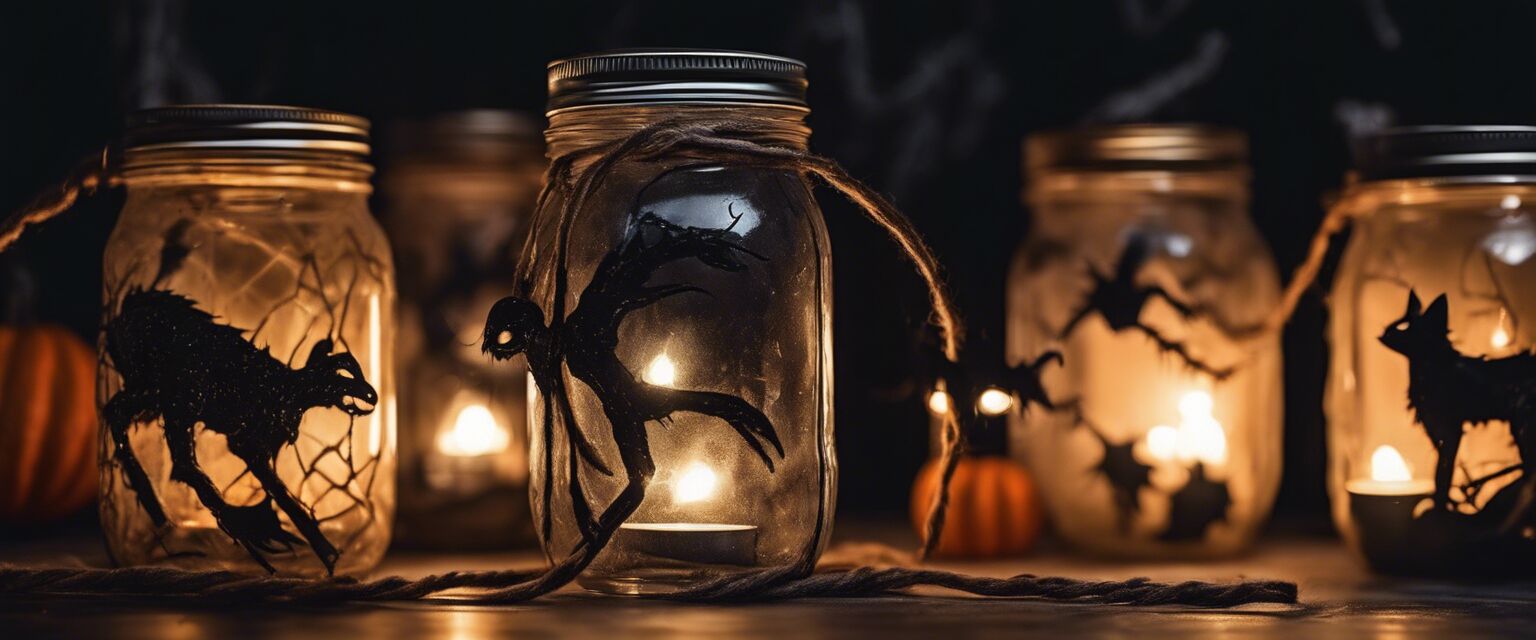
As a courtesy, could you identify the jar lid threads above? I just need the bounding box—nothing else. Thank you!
[546,48,808,115]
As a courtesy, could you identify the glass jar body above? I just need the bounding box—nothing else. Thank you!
[1008,170,1282,559]
[1327,180,1536,576]
[99,160,396,577]
[526,106,835,594]
[383,153,542,549]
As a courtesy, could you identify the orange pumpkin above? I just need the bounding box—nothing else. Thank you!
[0,325,98,522]
[910,455,1043,558]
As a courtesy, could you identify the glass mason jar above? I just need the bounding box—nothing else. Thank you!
[1327,126,1536,576]
[98,105,396,577]
[1009,125,1282,559]
[379,111,543,550]
[491,49,835,594]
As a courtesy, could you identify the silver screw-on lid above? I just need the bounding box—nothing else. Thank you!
[1352,125,1536,181]
[123,104,371,157]
[546,48,808,115]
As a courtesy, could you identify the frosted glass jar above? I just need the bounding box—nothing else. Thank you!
[1009,125,1282,559]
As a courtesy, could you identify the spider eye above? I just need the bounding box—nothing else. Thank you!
[1394,321,1410,331]
[497,330,513,345]
[336,368,355,379]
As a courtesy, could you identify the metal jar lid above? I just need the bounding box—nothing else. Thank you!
[122,104,371,157]
[384,110,542,166]
[546,48,808,115]
[1026,124,1247,174]
[1351,126,1536,182]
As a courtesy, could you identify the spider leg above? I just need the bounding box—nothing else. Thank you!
[550,376,613,477]
[1057,304,1095,340]
[1131,323,1235,380]
[655,387,783,471]
[1146,285,1199,320]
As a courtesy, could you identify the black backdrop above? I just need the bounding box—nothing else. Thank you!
[5,0,1536,530]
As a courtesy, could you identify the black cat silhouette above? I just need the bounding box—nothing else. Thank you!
[1059,238,1234,380]
[103,288,378,574]
[483,208,782,549]
[1381,291,1536,515]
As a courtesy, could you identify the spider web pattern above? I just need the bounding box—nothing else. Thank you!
[97,218,391,569]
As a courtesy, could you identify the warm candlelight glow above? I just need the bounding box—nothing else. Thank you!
[1370,445,1413,483]
[436,403,510,457]
[926,389,952,415]
[976,387,1015,416]
[644,353,677,386]
[673,461,718,504]
[1492,309,1512,349]
[1145,390,1227,466]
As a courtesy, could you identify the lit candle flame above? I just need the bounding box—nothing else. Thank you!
[437,404,510,457]
[644,353,677,386]
[1370,445,1413,482]
[1145,390,1227,466]
[976,387,1015,416]
[673,461,718,504]
[1493,309,1512,349]
[926,389,952,415]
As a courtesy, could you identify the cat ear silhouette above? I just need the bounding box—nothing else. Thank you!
[1423,294,1450,333]
[307,339,335,366]
[1405,290,1423,317]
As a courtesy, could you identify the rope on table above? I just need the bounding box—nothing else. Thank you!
[0,563,1297,607]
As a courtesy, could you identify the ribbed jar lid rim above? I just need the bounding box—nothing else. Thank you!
[546,48,808,115]
[123,104,371,157]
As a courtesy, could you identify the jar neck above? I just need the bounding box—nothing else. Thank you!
[544,105,811,162]
[1335,177,1536,217]
[120,148,373,194]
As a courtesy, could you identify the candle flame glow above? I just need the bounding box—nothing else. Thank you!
[673,461,718,504]
[926,389,952,415]
[1493,310,1513,349]
[644,353,677,387]
[976,387,1015,416]
[437,403,510,457]
[1146,390,1227,466]
[1370,445,1413,482]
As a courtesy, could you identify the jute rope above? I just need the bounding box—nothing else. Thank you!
[0,562,1298,606]
[0,121,1309,608]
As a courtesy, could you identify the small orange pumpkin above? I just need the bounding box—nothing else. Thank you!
[910,455,1043,558]
[0,325,99,522]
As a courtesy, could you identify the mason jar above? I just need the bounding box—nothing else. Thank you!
[1008,125,1282,559]
[99,105,396,577]
[379,110,543,549]
[1327,126,1536,576]
[486,49,835,594]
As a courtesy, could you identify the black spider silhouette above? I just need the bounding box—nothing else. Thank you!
[483,199,782,551]
[1058,237,1234,380]
[103,289,377,575]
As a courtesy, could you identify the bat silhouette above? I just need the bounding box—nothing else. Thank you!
[1058,237,1234,380]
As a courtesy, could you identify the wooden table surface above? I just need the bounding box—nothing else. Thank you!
[4,525,1535,639]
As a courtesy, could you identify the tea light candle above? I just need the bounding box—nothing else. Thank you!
[614,460,758,566]
[1346,445,1435,573]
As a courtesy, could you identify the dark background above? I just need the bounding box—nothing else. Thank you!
[4,0,1533,532]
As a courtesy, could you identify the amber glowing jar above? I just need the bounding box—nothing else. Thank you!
[380,111,544,549]
[1008,125,1282,559]
[99,105,395,577]
[1328,126,1536,576]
